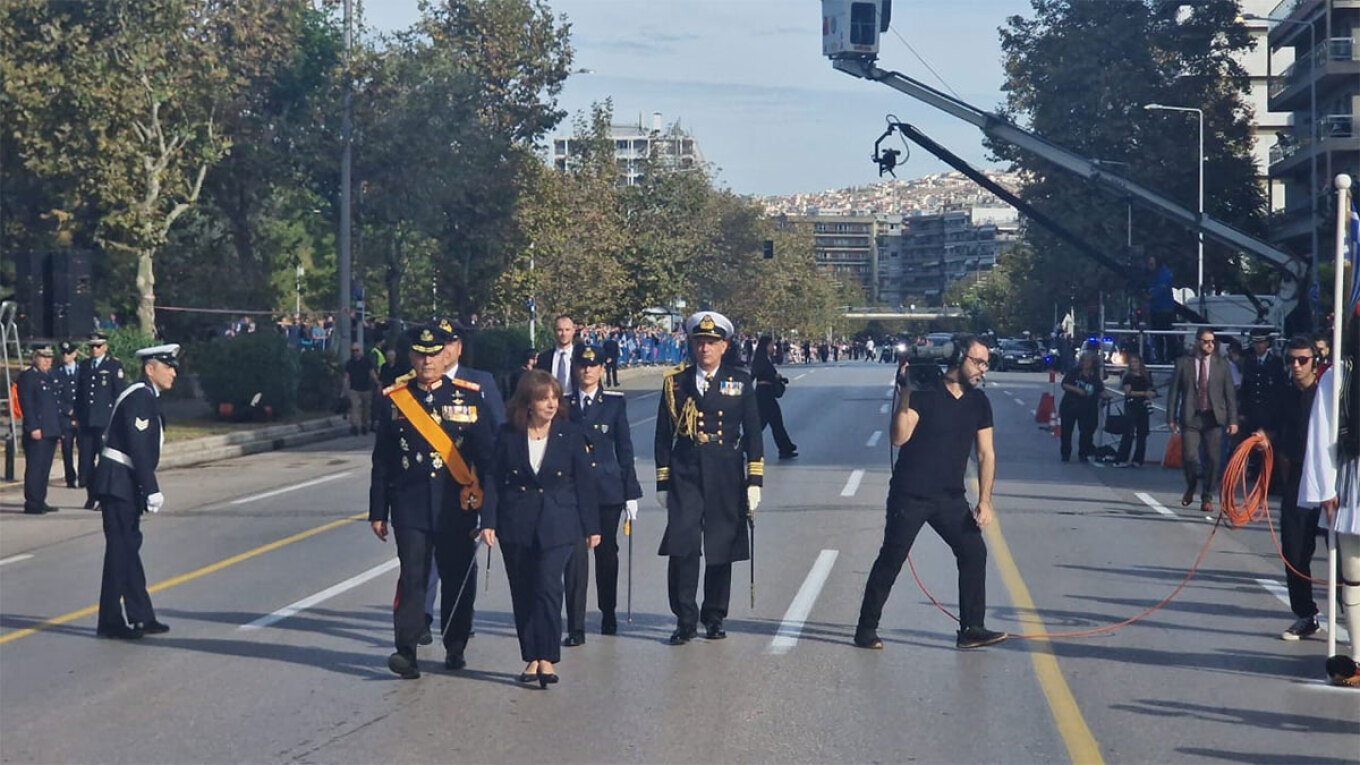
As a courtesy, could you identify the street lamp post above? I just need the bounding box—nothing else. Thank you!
[1144,103,1205,313]
[1241,12,1319,323]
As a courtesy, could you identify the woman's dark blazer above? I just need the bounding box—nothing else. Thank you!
[484,420,601,548]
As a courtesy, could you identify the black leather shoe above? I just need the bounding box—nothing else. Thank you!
[704,622,727,640]
[956,626,1008,649]
[537,669,559,689]
[42,504,59,513]
[778,450,799,460]
[852,628,884,649]
[562,631,585,647]
[83,497,98,510]
[23,507,45,515]
[444,652,466,671]
[601,614,618,635]
[134,620,170,635]
[96,624,144,640]
[387,652,420,679]
[668,628,697,645]
[1180,488,1195,507]
[518,672,538,683]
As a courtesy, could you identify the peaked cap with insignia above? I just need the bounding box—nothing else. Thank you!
[684,311,734,341]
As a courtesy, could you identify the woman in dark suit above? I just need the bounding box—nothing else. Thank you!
[481,370,600,688]
[751,335,798,459]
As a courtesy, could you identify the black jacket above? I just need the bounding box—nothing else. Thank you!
[536,343,586,393]
[568,388,642,506]
[54,363,79,432]
[485,421,600,549]
[76,356,126,429]
[17,367,61,439]
[91,382,163,506]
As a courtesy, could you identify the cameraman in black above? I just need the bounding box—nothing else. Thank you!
[854,334,1007,650]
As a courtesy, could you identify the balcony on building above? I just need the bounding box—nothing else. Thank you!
[1268,35,1358,112]
[1269,113,1360,175]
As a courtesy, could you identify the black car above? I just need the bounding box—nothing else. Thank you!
[996,339,1043,371]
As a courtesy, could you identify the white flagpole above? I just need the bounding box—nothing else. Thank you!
[1327,173,1351,661]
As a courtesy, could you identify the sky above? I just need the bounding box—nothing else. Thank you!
[365,0,1036,197]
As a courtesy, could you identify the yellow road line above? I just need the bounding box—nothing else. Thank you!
[0,513,368,646]
[986,521,1105,765]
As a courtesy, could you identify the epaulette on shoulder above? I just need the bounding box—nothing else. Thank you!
[602,390,625,397]
[383,370,416,397]
[663,364,688,377]
[451,377,481,392]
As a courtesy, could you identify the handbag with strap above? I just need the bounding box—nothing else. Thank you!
[772,376,788,399]
[387,386,483,511]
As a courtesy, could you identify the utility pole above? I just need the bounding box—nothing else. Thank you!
[337,0,353,357]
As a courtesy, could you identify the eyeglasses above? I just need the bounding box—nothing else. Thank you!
[965,356,990,369]
[1198,338,1216,345]
[1287,356,1314,366]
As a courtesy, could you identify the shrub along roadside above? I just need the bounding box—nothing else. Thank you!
[196,333,301,417]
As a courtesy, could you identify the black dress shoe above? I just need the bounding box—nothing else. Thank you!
[668,628,697,645]
[133,620,170,635]
[444,652,466,671]
[83,497,98,510]
[42,504,59,513]
[562,631,585,647]
[387,652,420,679]
[778,450,799,460]
[704,622,727,640]
[537,669,559,689]
[852,628,884,649]
[601,614,618,635]
[1180,488,1195,507]
[96,624,144,640]
[956,626,1008,649]
[518,672,538,683]
[23,507,45,515]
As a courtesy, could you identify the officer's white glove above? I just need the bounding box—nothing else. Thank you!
[625,499,639,521]
[146,492,165,514]
[656,491,668,511]
[747,486,761,515]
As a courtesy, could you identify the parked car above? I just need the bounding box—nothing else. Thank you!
[910,332,955,362]
[996,338,1043,371]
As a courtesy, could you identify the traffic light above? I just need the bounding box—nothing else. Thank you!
[763,240,774,259]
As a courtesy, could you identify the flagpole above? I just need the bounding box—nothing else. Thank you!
[1326,173,1351,662]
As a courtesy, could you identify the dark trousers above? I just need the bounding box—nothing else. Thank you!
[78,426,105,501]
[98,496,155,628]
[22,435,57,512]
[604,359,619,387]
[1059,403,1097,461]
[857,492,988,630]
[564,503,624,634]
[392,524,477,657]
[1116,404,1150,464]
[502,541,573,663]
[58,427,77,486]
[1279,470,1322,619]
[1181,411,1223,501]
[667,554,732,630]
[756,389,797,456]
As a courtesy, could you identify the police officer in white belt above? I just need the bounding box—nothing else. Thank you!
[92,344,179,640]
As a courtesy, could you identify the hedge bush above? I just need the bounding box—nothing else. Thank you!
[196,332,301,417]
[297,349,342,412]
[104,326,155,368]
[466,325,532,388]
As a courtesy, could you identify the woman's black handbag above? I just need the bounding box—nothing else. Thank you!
[773,376,788,399]
[1104,413,1129,435]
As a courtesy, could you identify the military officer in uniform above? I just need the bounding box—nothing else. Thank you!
[92,344,179,639]
[77,332,126,509]
[369,324,497,679]
[563,346,642,645]
[1238,328,1285,479]
[55,341,81,488]
[18,344,61,515]
[655,312,763,644]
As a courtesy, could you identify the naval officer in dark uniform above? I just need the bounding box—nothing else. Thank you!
[655,312,763,644]
[369,324,496,679]
[92,343,179,639]
[77,332,126,508]
[54,341,81,488]
[18,344,61,515]
[563,346,642,645]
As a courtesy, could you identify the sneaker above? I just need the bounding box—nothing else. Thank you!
[1110,461,1129,468]
[1281,616,1319,641]
[956,626,1008,649]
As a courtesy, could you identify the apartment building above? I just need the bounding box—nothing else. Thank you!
[551,112,704,187]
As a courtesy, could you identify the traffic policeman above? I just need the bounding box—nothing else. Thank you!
[563,346,642,645]
[655,312,763,644]
[77,332,126,509]
[18,344,61,515]
[92,343,179,639]
[55,341,80,488]
[369,323,497,679]
[1239,328,1285,476]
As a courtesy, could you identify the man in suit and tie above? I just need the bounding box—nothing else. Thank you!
[76,332,126,508]
[1167,327,1239,513]
[55,341,81,488]
[563,346,642,645]
[538,315,585,399]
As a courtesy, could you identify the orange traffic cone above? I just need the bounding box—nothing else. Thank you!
[1036,392,1054,425]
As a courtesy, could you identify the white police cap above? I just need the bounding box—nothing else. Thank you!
[136,343,181,369]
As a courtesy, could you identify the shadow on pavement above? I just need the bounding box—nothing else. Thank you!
[1116,698,1358,736]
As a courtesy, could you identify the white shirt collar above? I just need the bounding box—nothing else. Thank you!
[445,363,460,380]
[579,384,599,401]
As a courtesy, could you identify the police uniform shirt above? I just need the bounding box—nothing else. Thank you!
[891,381,993,498]
[77,355,126,428]
[17,367,61,438]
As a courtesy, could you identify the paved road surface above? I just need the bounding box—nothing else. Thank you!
[2,363,1356,763]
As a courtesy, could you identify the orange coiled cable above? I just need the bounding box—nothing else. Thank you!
[1221,431,1325,584]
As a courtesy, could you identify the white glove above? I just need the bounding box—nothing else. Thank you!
[656,491,668,511]
[145,492,165,514]
[747,486,761,515]
[625,499,639,521]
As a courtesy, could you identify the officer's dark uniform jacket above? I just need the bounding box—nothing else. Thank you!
[17,367,61,439]
[368,376,496,534]
[91,383,164,506]
[55,363,78,434]
[76,356,126,429]
[1239,351,1286,431]
[655,363,763,565]
[571,389,642,506]
[485,420,601,547]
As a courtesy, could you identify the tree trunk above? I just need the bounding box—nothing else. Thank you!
[136,249,157,338]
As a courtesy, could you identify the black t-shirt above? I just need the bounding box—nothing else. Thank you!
[1121,371,1153,411]
[1061,367,1103,409]
[891,382,993,498]
[344,357,375,392]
